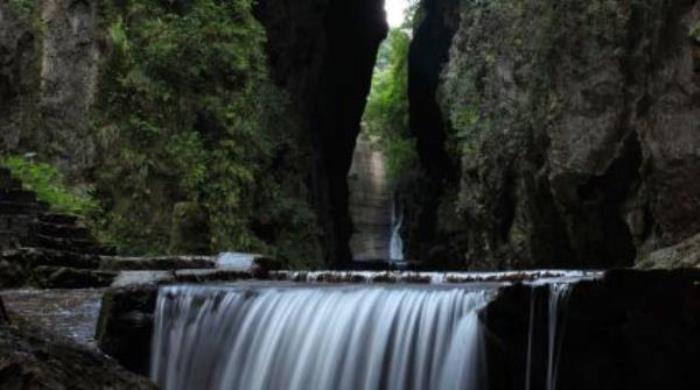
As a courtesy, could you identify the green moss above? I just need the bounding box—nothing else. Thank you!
[1,155,100,216]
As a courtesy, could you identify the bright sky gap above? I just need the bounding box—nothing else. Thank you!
[385,0,410,28]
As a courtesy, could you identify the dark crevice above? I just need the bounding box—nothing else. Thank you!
[255,0,387,268]
[408,0,460,181]
[574,132,642,267]
[404,0,462,262]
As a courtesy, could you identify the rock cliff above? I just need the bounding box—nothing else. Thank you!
[406,0,700,269]
[0,0,387,266]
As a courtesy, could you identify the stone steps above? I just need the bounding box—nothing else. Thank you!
[32,221,91,240]
[0,201,45,215]
[31,266,116,289]
[0,189,37,203]
[1,248,100,269]
[30,234,114,256]
[37,212,79,225]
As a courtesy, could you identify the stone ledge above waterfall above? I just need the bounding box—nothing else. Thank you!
[93,268,700,390]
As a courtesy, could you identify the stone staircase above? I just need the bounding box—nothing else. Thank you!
[0,167,117,288]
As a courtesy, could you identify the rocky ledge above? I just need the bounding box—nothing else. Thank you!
[94,268,700,388]
[483,269,700,390]
[0,296,154,389]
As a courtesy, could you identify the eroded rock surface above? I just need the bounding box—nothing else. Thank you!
[0,293,153,389]
[405,0,700,269]
[483,269,700,390]
[96,285,158,376]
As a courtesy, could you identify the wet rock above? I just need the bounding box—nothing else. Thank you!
[0,321,154,389]
[482,269,700,390]
[96,285,158,376]
[2,289,104,348]
[637,233,700,269]
[0,296,8,325]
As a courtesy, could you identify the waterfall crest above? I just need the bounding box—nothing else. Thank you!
[151,285,492,390]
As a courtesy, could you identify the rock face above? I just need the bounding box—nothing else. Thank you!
[0,1,40,154]
[96,285,158,376]
[406,0,700,268]
[255,0,388,266]
[348,135,393,261]
[0,168,119,288]
[0,0,101,177]
[483,270,700,390]
[0,318,155,389]
[1,0,387,266]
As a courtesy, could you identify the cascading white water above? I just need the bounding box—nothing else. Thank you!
[546,284,571,390]
[524,288,536,390]
[389,198,404,262]
[523,283,573,390]
[151,285,492,390]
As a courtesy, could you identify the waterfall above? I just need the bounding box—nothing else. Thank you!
[389,197,404,262]
[523,283,573,390]
[546,284,571,390]
[151,285,492,390]
[524,288,536,390]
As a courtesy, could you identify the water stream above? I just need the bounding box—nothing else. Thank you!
[151,285,492,390]
[523,283,574,390]
[389,197,404,262]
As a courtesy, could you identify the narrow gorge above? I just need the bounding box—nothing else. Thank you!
[1,0,699,389]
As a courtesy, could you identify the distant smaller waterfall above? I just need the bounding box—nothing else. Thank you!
[389,197,404,262]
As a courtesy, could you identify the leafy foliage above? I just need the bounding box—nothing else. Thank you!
[92,0,322,263]
[1,155,100,216]
[362,27,417,179]
[7,0,36,18]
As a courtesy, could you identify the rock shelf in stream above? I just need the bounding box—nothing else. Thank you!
[93,269,700,390]
[0,294,155,389]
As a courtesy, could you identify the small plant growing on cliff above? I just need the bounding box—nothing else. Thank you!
[1,155,100,216]
[690,21,700,43]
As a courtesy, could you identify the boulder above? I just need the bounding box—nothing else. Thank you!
[637,233,700,269]
[0,322,155,389]
[96,285,159,376]
[482,269,700,390]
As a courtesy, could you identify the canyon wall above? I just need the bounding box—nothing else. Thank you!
[0,0,386,266]
[0,0,102,178]
[407,0,700,269]
[256,0,387,267]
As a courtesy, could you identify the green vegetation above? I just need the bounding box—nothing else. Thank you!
[691,20,700,42]
[1,155,100,216]
[91,0,322,263]
[362,23,417,179]
[7,0,36,18]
